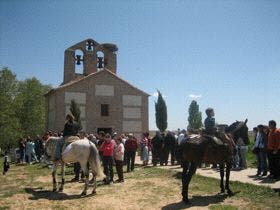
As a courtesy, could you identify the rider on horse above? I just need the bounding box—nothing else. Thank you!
[204,107,217,134]
[54,113,79,161]
[204,108,230,145]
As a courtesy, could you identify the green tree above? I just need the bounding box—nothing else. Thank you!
[187,100,203,130]
[155,90,167,132]
[70,99,82,131]
[0,67,21,150]
[15,77,51,137]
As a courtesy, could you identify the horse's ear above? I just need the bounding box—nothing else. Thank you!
[244,119,248,124]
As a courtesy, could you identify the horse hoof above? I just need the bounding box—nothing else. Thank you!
[58,188,63,192]
[220,189,225,194]
[53,188,57,192]
[81,191,87,196]
[227,190,233,196]
[92,190,96,195]
[182,198,190,205]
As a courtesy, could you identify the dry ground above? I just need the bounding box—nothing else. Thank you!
[0,163,279,210]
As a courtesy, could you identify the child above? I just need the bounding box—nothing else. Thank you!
[204,107,216,134]
[3,151,10,175]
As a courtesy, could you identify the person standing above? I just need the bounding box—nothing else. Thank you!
[124,133,138,172]
[267,120,280,179]
[140,132,150,166]
[164,131,176,165]
[34,135,44,161]
[3,151,10,175]
[26,137,38,164]
[99,133,115,184]
[114,137,124,182]
[151,131,164,166]
[97,131,105,163]
[121,133,128,165]
[18,137,26,163]
[253,125,268,176]
[71,131,87,182]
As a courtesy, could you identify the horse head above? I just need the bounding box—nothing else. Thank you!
[225,119,249,144]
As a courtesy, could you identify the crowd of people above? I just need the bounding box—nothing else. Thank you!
[17,135,45,164]
[2,112,279,184]
[67,129,183,184]
[252,120,280,180]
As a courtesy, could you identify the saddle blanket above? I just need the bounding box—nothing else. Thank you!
[65,136,80,145]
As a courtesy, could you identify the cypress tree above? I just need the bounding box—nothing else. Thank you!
[70,99,82,131]
[155,90,167,132]
[187,100,202,130]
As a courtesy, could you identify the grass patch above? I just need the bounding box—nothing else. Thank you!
[0,162,279,209]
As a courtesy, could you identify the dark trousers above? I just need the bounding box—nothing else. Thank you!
[73,162,85,179]
[126,151,136,172]
[115,159,124,181]
[164,146,175,165]
[19,149,24,162]
[152,149,161,166]
[103,156,114,182]
[267,151,280,177]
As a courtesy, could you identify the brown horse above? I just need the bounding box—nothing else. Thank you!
[181,119,249,204]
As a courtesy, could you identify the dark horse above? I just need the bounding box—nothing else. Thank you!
[181,119,249,204]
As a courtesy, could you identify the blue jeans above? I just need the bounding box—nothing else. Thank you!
[256,150,267,174]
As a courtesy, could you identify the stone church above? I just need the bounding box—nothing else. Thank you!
[45,38,149,138]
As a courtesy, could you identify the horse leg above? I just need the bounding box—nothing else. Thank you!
[182,162,197,204]
[89,161,97,194]
[80,162,89,196]
[52,162,57,192]
[219,163,225,193]
[225,162,233,195]
[59,162,65,192]
[91,174,97,194]
[181,161,189,204]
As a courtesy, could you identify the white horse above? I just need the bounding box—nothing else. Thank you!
[45,137,104,195]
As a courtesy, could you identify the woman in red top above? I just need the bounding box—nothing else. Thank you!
[99,133,115,184]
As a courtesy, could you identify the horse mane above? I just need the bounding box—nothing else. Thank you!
[225,121,243,133]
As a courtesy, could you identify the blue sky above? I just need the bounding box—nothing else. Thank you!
[1,0,279,130]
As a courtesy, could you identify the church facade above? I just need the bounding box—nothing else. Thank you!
[45,38,149,138]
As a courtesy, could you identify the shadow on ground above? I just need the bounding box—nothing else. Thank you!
[161,194,228,210]
[24,187,97,201]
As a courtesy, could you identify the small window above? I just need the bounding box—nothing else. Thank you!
[101,104,109,116]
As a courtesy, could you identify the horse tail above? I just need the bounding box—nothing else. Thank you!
[89,143,104,178]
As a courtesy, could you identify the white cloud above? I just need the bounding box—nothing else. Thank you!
[189,94,202,100]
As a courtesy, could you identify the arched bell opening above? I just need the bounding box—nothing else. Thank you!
[75,49,84,74]
[96,51,105,71]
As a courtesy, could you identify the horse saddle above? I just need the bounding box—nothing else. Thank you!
[62,136,80,151]
[212,136,223,145]
[202,134,224,145]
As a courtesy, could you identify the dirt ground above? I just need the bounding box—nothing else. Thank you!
[0,167,251,210]
[1,155,279,209]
